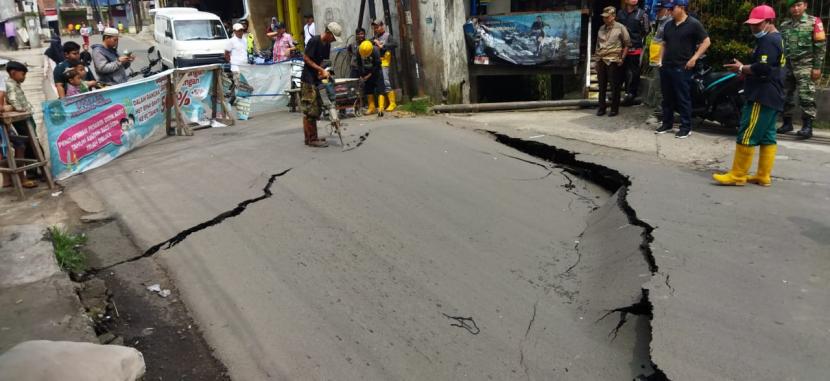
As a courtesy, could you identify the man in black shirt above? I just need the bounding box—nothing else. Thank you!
[714,5,784,187]
[617,0,650,105]
[301,22,342,147]
[654,0,710,138]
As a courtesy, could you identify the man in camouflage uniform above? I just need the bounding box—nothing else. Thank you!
[778,0,826,139]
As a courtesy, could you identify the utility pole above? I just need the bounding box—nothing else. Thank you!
[358,0,366,28]
[396,0,423,97]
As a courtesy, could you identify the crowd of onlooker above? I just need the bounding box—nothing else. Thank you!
[595,0,825,141]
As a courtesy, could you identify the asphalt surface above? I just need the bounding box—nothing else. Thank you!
[66,113,668,379]
[63,33,830,381]
[61,107,830,380]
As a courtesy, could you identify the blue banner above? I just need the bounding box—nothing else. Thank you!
[176,68,217,125]
[464,12,582,66]
[43,72,171,180]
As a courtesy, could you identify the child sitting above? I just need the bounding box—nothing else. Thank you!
[2,61,37,189]
[64,69,89,96]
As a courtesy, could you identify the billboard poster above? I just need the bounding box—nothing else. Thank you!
[464,11,582,66]
[237,62,291,117]
[176,68,216,125]
[43,72,171,180]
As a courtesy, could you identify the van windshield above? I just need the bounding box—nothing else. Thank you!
[174,20,227,41]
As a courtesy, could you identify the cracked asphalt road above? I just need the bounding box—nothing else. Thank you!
[65,113,666,380]
[64,109,830,380]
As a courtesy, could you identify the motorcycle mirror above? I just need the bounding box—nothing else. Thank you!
[147,46,155,54]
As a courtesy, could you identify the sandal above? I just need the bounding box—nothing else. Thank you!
[21,180,37,189]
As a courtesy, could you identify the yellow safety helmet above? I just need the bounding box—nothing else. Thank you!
[359,40,374,58]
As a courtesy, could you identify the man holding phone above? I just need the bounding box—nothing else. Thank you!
[714,5,785,187]
[91,28,133,86]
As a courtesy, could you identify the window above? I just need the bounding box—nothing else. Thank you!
[173,20,227,41]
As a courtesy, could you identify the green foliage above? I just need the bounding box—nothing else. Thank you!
[48,227,87,273]
[535,74,552,100]
[706,40,755,66]
[398,98,433,114]
[696,0,755,65]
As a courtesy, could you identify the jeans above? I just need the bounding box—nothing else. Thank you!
[597,60,622,112]
[623,54,641,97]
[381,67,392,93]
[660,65,694,131]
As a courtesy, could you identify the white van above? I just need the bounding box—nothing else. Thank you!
[153,7,229,68]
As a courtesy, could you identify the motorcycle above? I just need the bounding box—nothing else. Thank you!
[128,46,165,79]
[690,58,745,130]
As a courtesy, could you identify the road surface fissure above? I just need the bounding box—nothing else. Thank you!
[86,168,292,274]
[485,131,668,380]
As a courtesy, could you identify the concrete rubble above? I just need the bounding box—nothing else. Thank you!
[0,340,145,381]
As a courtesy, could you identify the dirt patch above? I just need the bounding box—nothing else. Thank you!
[74,218,230,380]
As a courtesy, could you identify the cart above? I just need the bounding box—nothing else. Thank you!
[332,77,363,118]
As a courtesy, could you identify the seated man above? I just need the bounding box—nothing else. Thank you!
[57,59,97,97]
[2,61,37,188]
[53,41,82,98]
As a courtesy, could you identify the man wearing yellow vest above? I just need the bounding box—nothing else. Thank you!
[241,20,255,64]
[372,19,398,112]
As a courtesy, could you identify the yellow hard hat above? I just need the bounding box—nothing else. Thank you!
[359,40,373,58]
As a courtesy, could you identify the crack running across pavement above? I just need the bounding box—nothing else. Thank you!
[484,130,668,380]
[87,169,292,274]
[519,300,539,380]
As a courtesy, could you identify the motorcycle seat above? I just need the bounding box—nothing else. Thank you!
[702,71,738,90]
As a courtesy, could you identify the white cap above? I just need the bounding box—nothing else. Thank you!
[326,22,343,42]
[103,27,119,37]
[232,23,244,31]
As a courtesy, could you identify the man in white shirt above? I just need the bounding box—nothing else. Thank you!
[224,23,247,72]
[303,15,316,45]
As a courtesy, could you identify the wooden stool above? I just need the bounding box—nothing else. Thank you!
[0,111,56,201]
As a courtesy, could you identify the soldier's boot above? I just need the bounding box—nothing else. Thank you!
[776,116,794,134]
[366,95,377,115]
[747,144,777,187]
[713,144,755,186]
[796,117,813,139]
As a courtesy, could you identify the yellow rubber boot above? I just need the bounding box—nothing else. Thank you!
[385,91,397,112]
[747,144,777,187]
[378,95,386,117]
[366,95,377,115]
[713,144,755,186]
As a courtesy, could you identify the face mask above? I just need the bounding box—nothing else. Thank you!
[753,24,768,39]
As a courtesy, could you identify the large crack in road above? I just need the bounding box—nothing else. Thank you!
[84,126,667,378]
[87,168,293,274]
[486,130,669,380]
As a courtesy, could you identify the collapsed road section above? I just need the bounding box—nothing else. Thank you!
[66,118,679,379]
[487,130,668,380]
